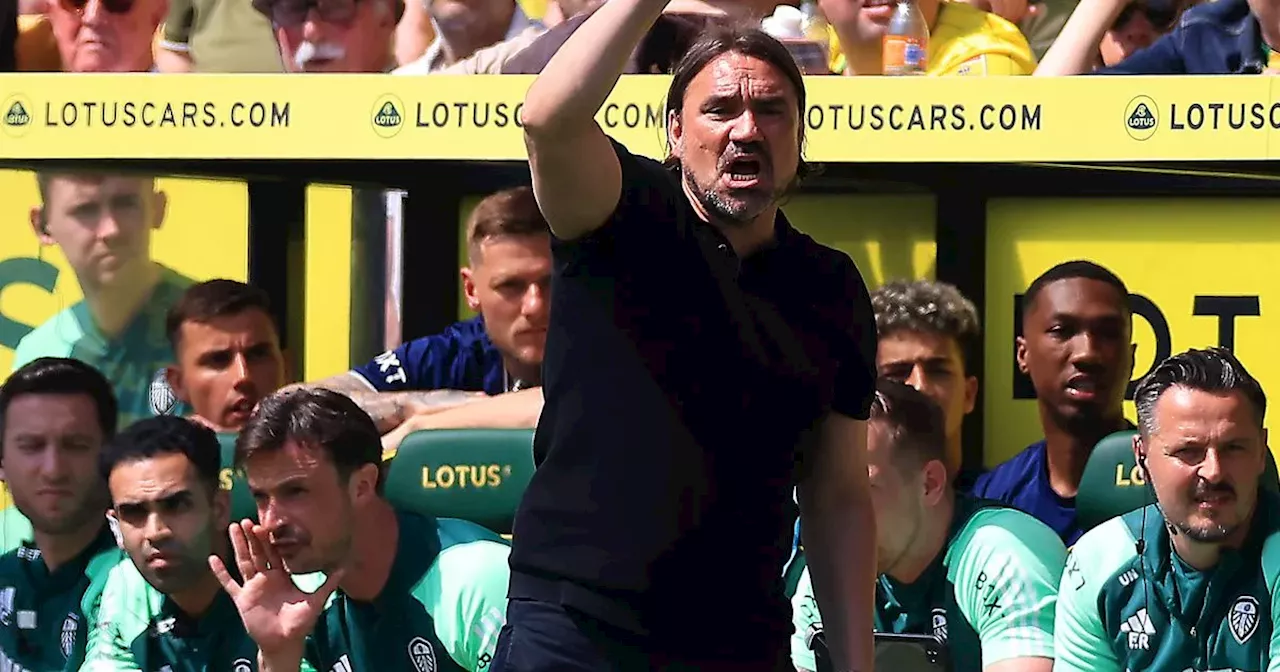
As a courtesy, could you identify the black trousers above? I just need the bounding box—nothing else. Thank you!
[489,598,794,672]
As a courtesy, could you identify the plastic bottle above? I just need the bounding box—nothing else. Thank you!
[762,4,831,75]
[883,0,929,76]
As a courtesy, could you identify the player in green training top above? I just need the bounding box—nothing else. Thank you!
[1056,347,1280,672]
[86,416,287,672]
[0,357,124,671]
[791,380,1066,672]
[12,171,194,429]
[211,388,510,672]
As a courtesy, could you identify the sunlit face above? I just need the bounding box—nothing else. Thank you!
[244,441,374,574]
[32,175,165,291]
[867,421,926,575]
[275,0,396,72]
[877,330,977,470]
[461,235,551,376]
[168,310,286,433]
[819,0,939,63]
[1017,278,1134,434]
[669,51,800,226]
[109,452,228,595]
[429,0,512,41]
[1,394,109,535]
[47,0,167,72]
[1141,387,1266,544]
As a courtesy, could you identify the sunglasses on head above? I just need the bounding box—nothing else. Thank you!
[251,0,360,27]
[59,0,134,15]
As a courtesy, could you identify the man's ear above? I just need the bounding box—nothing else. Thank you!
[461,267,480,312]
[30,206,53,245]
[666,109,683,162]
[165,364,191,404]
[1015,335,1029,374]
[921,459,948,507]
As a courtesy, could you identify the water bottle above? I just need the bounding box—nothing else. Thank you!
[762,3,831,75]
[883,0,929,76]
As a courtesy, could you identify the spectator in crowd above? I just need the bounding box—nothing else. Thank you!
[86,417,294,670]
[1096,1,1163,66]
[505,5,878,670]
[300,186,550,435]
[0,358,123,670]
[871,279,982,483]
[14,172,195,429]
[164,279,287,435]
[1035,0,1234,73]
[790,380,1065,672]
[1055,348,1277,672]
[395,0,543,73]
[822,0,1037,75]
[253,0,403,72]
[47,0,167,71]
[213,388,510,672]
[500,0,780,73]
[971,260,1135,546]
[154,0,284,72]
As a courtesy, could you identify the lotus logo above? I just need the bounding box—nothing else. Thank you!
[1,95,33,137]
[1125,96,1158,141]
[372,95,405,139]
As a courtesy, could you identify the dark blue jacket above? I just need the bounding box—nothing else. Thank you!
[1101,0,1266,74]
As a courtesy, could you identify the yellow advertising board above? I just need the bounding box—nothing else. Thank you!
[985,198,1279,467]
[2,75,1280,162]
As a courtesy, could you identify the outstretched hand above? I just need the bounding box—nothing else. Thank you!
[210,520,344,658]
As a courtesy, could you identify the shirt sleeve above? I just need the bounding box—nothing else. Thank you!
[1052,521,1128,672]
[159,0,194,50]
[349,335,461,392]
[1261,533,1280,671]
[425,540,511,670]
[81,561,154,672]
[949,510,1065,665]
[789,567,821,672]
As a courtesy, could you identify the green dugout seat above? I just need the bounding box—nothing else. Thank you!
[384,428,536,536]
[1076,429,1280,534]
[215,432,260,524]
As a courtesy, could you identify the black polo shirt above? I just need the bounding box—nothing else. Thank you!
[508,139,877,661]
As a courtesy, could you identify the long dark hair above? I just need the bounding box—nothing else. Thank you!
[661,22,814,184]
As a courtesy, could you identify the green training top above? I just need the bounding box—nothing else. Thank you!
[0,523,122,672]
[1055,488,1280,672]
[83,555,327,672]
[791,497,1066,672]
[305,510,510,672]
[10,265,194,429]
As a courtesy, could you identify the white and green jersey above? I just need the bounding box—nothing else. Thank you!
[10,265,193,429]
[791,497,1066,672]
[305,510,510,672]
[1055,489,1280,672]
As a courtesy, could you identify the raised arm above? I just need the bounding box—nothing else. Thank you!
[520,0,671,240]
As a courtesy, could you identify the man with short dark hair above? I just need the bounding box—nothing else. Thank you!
[212,388,510,672]
[791,380,1065,672]
[164,279,287,434]
[972,260,1135,546]
[1055,347,1280,671]
[86,416,297,671]
[302,186,551,434]
[14,172,194,428]
[0,357,123,670]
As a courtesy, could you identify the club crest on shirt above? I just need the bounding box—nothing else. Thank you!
[60,613,78,659]
[233,658,253,672]
[408,636,437,672]
[931,608,948,643]
[1229,595,1260,644]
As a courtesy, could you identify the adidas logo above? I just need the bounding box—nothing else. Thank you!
[1120,608,1156,650]
[1127,103,1156,130]
[2,101,29,127]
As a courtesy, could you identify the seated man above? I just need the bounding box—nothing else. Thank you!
[85,416,302,671]
[0,358,124,670]
[213,388,510,671]
[1056,348,1280,671]
[971,261,1135,546]
[792,380,1065,672]
[300,186,551,436]
[164,279,287,434]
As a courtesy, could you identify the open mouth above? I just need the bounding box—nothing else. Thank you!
[725,157,763,187]
[1064,375,1099,401]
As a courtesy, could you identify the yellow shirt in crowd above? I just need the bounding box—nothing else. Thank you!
[829,1,1036,76]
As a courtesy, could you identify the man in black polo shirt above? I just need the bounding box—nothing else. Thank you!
[495,3,879,671]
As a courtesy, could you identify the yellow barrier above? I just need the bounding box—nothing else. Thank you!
[2,75,1280,161]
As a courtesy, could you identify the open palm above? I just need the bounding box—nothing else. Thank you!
[211,520,344,656]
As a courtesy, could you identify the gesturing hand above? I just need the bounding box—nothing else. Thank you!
[209,520,344,658]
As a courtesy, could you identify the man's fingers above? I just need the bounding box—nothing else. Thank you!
[229,521,258,581]
[253,524,285,570]
[242,520,271,573]
[208,554,242,599]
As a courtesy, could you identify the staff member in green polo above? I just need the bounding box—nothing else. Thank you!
[1055,347,1280,672]
[0,357,123,671]
[791,380,1066,672]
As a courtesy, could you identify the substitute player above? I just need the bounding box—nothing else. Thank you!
[791,380,1065,672]
[212,388,510,672]
[1055,347,1280,671]
[0,358,123,671]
